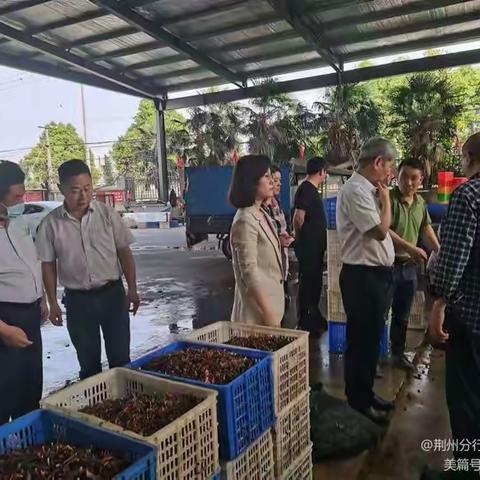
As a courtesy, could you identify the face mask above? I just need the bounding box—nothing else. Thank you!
[0,202,25,219]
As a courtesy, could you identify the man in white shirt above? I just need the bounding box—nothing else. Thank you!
[336,137,396,424]
[0,161,47,424]
[36,160,140,380]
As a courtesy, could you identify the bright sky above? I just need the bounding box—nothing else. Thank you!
[0,39,479,163]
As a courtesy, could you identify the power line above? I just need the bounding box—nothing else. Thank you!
[0,137,157,155]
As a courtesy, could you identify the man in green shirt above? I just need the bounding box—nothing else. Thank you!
[388,158,440,370]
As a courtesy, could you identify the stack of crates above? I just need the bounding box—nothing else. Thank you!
[128,339,277,480]
[438,171,468,204]
[437,171,454,203]
[183,322,312,480]
[324,196,346,352]
[325,197,389,355]
[41,367,221,479]
[408,291,426,330]
[0,409,157,479]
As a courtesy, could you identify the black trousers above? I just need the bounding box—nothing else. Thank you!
[297,249,326,331]
[445,312,480,478]
[340,264,393,410]
[0,300,42,425]
[390,263,418,356]
[64,280,130,380]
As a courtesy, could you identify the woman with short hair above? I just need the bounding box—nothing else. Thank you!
[229,155,285,327]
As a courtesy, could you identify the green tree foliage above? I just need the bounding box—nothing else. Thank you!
[449,66,480,140]
[187,102,243,166]
[111,99,189,176]
[242,80,300,162]
[314,83,383,166]
[387,72,464,185]
[102,154,115,185]
[21,122,85,188]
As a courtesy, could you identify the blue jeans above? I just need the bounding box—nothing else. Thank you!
[390,263,418,356]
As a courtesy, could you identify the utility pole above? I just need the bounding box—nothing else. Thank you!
[80,85,88,162]
[38,125,53,200]
[154,97,168,203]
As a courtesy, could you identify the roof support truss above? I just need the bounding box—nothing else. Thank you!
[89,0,245,87]
[267,0,341,72]
[0,20,157,98]
[0,50,144,97]
[0,0,50,15]
[165,48,480,110]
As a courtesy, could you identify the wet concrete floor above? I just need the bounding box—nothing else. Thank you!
[42,228,453,479]
[312,332,451,480]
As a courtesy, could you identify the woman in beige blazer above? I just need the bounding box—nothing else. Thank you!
[229,155,285,327]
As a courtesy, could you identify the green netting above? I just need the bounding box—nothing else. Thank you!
[310,383,384,461]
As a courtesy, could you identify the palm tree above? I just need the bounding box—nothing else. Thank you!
[187,103,244,166]
[314,83,383,167]
[387,72,464,186]
[242,79,300,162]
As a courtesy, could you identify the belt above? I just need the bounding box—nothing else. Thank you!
[342,263,393,274]
[0,298,41,308]
[64,279,122,295]
[343,263,393,273]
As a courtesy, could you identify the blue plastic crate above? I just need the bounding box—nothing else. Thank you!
[328,321,389,357]
[128,341,275,461]
[323,197,337,230]
[0,410,156,480]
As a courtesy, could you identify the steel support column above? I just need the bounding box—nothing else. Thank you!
[155,99,168,203]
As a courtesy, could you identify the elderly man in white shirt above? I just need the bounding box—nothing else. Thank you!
[0,161,47,424]
[336,137,397,425]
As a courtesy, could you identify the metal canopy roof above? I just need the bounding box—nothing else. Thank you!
[1,0,480,108]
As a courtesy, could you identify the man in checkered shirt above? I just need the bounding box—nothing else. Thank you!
[430,132,480,470]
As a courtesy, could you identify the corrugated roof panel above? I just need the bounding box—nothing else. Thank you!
[1,0,99,30]
[102,46,180,68]
[0,40,42,57]
[191,22,294,51]
[341,20,480,54]
[160,69,219,88]
[237,51,322,73]
[34,15,132,45]
[161,0,275,36]
[135,0,226,20]
[306,0,408,22]
[135,59,201,78]
[215,36,309,63]
[1,0,480,97]
[189,20,292,46]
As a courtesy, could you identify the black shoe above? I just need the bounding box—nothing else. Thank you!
[392,354,415,372]
[372,395,395,412]
[354,406,390,425]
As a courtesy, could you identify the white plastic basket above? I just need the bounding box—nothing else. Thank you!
[41,368,219,480]
[273,391,311,478]
[327,289,346,323]
[222,430,274,480]
[327,230,342,295]
[408,291,426,330]
[281,445,313,480]
[183,322,309,415]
